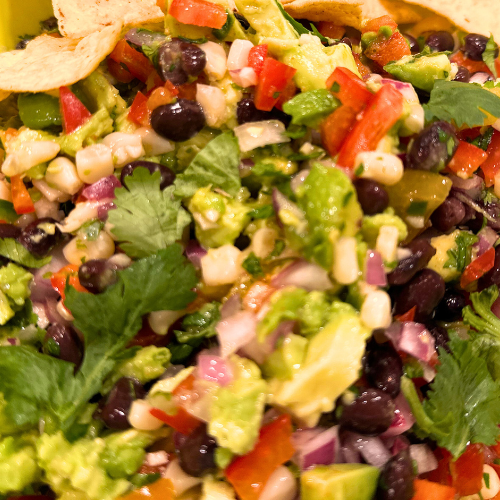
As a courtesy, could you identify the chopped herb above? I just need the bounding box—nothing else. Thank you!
[482,35,498,78]
[406,200,428,216]
[270,239,286,258]
[470,127,494,151]
[242,252,264,277]
[212,11,234,40]
[444,231,478,273]
[249,205,275,219]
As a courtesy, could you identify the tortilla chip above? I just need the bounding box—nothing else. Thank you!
[400,0,500,41]
[281,0,423,30]
[53,0,164,38]
[0,91,10,102]
[0,24,122,93]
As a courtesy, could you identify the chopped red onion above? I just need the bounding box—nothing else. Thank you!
[184,240,207,269]
[220,294,242,320]
[197,354,233,386]
[44,298,71,326]
[230,67,258,87]
[293,427,339,470]
[290,169,310,194]
[125,28,167,47]
[454,192,498,224]
[450,173,484,200]
[388,435,410,456]
[7,338,19,346]
[476,234,494,256]
[380,79,418,104]
[381,392,415,438]
[365,250,387,286]
[227,39,253,71]
[409,444,438,474]
[342,432,391,468]
[97,202,116,221]
[419,360,436,383]
[272,188,305,230]
[492,296,500,320]
[82,175,121,201]
[30,247,68,302]
[469,72,493,84]
[216,310,257,358]
[385,322,435,362]
[479,226,499,247]
[271,260,333,291]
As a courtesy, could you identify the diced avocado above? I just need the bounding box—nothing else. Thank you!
[268,302,371,426]
[301,464,379,500]
[202,478,237,500]
[262,333,307,380]
[361,209,408,248]
[0,291,14,326]
[283,89,339,127]
[0,435,39,494]
[0,263,32,307]
[384,53,452,92]
[427,230,461,282]
[282,42,359,91]
[18,93,62,130]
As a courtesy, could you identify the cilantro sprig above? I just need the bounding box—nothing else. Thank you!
[483,35,499,78]
[0,245,197,433]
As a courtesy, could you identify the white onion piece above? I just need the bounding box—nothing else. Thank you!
[32,179,71,203]
[380,79,419,104]
[197,354,233,386]
[381,392,416,438]
[365,250,387,286]
[234,120,290,153]
[357,436,392,468]
[216,310,257,358]
[470,72,493,84]
[196,84,227,127]
[34,197,63,221]
[200,41,227,80]
[230,67,258,87]
[258,466,297,500]
[227,39,254,71]
[220,294,242,320]
[271,260,333,291]
[409,444,438,474]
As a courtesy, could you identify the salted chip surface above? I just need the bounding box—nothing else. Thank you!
[0,91,10,102]
[53,0,164,38]
[400,0,500,41]
[281,0,423,30]
[0,24,121,93]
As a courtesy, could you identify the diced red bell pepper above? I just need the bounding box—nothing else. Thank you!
[10,175,35,215]
[316,22,346,39]
[481,130,500,187]
[320,105,358,157]
[394,305,416,322]
[107,58,134,83]
[447,140,489,178]
[248,45,268,77]
[275,78,298,111]
[450,443,484,496]
[361,15,398,34]
[51,264,88,300]
[59,86,91,134]
[225,414,295,500]
[412,479,457,500]
[460,246,495,289]
[337,84,404,169]
[451,51,492,76]
[326,67,372,113]
[109,40,162,85]
[364,31,411,66]
[353,53,371,79]
[129,92,151,127]
[254,58,297,111]
[169,0,227,29]
[150,407,203,435]
[428,450,453,486]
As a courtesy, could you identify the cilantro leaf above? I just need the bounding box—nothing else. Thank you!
[0,238,51,268]
[174,132,241,198]
[0,201,19,223]
[483,35,498,78]
[282,89,339,128]
[423,80,500,128]
[0,245,197,432]
[444,231,478,273]
[402,335,500,458]
[109,168,191,258]
[463,285,500,339]
[242,252,264,277]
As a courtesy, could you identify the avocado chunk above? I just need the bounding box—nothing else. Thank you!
[384,53,453,92]
[301,464,380,500]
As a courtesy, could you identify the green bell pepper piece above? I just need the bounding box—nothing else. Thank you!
[18,93,62,130]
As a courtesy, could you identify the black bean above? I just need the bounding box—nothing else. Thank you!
[40,17,59,32]
[479,246,500,289]
[16,38,32,50]
[393,269,446,322]
[97,377,145,430]
[428,325,451,353]
[430,197,466,232]
[339,388,395,436]
[157,39,206,85]
[43,324,83,368]
[403,33,420,54]
[151,99,206,142]
[78,259,118,294]
[364,341,403,398]
[435,289,466,322]
[426,31,455,52]
[377,449,415,500]
[464,33,498,61]
[175,424,218,477]
[340,37,353,49]
[0,223,22,239]
[236,97,291,126]
[406,121,458,171]
[18,217,61,258]
[453,66,471,83]
[234,12,250,30]
[354,179,389,215]
[388,239,436,286]
[121,160,175,190]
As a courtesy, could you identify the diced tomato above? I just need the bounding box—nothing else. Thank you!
[460,247,495,289]
[394,306,416,322]
[50,264,88,300]
[326,67,372,113]
[337,84,404,169]
[169,0,227,29]
[129,92,151,127]
[450,443,484,496]
[275,79,298,111]
[458,127,482,142]
[361,15,398,34]
[254,58,297,111]
[147,86,177,110]
[106,58,134,83]
[150,407,202,435]
[412,479,456,500]
[451,51,492,76]
[320,105,358,157]
[427,450,453,486]
[156,0,166,11]
[122,478,175,500]
[177,81,198,100]
[248,45,268,77]
[353,53,371,79]
[225,414,295,500]
[480,130,500,186]
[364,31,411,67]
[10,175,35,215]
[316,22,346,39]
[59,86,91,134]
[447,140,489,178]
[109,40,162,85]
